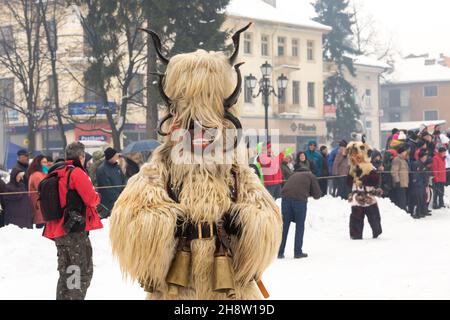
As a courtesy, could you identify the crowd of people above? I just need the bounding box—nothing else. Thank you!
[253,125,450,258]
[0,146,145,230]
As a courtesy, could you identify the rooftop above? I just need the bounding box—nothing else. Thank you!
[383,55,450,85]
[226,0,331,32]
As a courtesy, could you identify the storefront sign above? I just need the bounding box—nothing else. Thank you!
[68,102,117,116]
[290,122,317,135]
[324,104,337,119]
[79,135,107,142]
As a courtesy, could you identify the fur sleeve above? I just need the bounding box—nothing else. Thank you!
[230,165,282,285]
[109,163,182,292]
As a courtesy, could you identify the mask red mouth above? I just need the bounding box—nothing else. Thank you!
[189,128,217,149]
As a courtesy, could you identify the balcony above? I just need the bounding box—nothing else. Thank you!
[273,55,300,69]
[277,103,301,115]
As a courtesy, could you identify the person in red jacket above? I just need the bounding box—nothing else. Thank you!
[43,142,103,300]
[257,142,293,199]
[432,147,447,209]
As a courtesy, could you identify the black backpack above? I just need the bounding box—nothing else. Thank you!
[38,166,75,222]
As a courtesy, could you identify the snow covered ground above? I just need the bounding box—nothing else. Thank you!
[2,192,450,300]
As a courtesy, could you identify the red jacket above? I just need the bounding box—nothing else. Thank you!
[43,161,103,239]
[432,154,446,183]
[258,152,285,186]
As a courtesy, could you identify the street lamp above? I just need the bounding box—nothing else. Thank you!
[248,61,288,143]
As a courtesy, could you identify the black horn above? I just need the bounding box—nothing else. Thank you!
[157,113,174,137]
[150,72,171,106]
[139,28,170,65]
[224,111,243,150]
[224,62,245,110]
[229,22,252,65]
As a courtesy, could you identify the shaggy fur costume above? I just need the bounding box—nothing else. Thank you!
[346,141,383,239]
[109,47,282,299]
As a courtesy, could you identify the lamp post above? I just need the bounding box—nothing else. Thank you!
[246,61,288,143]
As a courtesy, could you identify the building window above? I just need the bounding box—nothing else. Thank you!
[0,25,13,56]
[85,83,103,102]
[261,35,269,56]
[364,89,372,107]
[48,76,55,105]
[277,37,285,56]
[292,81,300,105]
[424,110,438,121]
[0,78,14,107]
[244,33,252,54]
[424,85,438,97]
[307,82,315,107]
[292,39,299,57]
[244,76,253,103]
[389,113,401,122]
[47,19,57,51]
[307,40,314,61]
[389,89,401,108]
[128,74,144,104]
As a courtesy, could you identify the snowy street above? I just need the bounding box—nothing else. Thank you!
[1,194,450,300]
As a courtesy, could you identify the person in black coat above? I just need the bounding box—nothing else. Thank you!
[2,168,33,229]
[409,149,430,219]
[14,149,30,190]
[96,148,126,218]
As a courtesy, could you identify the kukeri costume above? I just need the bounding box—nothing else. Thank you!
[109,23,282,300]
[346,141,383,240]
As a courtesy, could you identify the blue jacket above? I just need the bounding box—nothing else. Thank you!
[328,147,339,172]
[305,150,323,177]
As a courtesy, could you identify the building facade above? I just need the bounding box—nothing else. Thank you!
[381,55,450,128]
[225,0,331,151]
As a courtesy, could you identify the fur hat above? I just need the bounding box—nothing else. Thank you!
[104,147,118,161]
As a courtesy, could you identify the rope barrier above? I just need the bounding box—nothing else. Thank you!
[0,169,449,196]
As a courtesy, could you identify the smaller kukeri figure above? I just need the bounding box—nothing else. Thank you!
[109,23,282,300]
[346,139,383,240]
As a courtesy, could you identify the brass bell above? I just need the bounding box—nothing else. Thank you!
[166,240,191,297]
[212,246,236,299]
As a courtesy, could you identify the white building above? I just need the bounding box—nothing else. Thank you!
[224,0,331,150]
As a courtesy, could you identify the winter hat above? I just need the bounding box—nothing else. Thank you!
[397,144,410,154]
[392,128,399,135]
[17,149,29,157]
[392,133,399,141]
[339,140,348,147]
[397,131,407,141]
[308,140,317,146]
[438,147,447,153]
[104,147,118,161]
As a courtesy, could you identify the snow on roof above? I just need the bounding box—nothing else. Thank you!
[381,120,446,132]
[384,56,450,85]
[226,0,331,32]
[353,55,391,70]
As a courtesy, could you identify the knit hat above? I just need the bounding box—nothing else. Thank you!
[104,147,118,161]
[397,131,407,141]
[339,140,348,147]
[17,149,29,157]
[392,128,399,135]
[438,147,447,153]
[308,140,317,146]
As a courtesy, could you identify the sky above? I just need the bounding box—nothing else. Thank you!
[276,0,450,58]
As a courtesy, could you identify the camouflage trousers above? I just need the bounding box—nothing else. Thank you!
[55,231,93,300]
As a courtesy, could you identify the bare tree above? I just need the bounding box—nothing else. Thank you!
[351,1,399,65]
[70,0,147,150]
[38,0,67,150]
[0,0,46,152]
